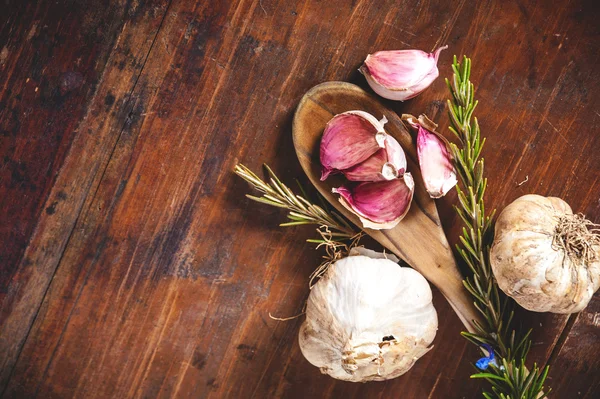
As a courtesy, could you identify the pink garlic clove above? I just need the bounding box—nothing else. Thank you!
[383,134,408,176]
[359,46,448,101]
[404,114,457,198]
[320,111,387,181]
[332,174,414,230]
[342,135,407,181]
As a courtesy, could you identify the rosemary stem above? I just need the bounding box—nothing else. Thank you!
[447,55,550,398]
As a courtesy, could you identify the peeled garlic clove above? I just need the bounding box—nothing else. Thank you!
[320,111,387,181]
[332,174,414,230]
[404,115,457,198]
[299,249,438,382]
[359,46,447,101]
[342,135,407,181]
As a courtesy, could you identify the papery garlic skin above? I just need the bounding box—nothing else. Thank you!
[333,174,414,230]
[299,248,438,382]
[320,111,388,180]
[490,195,600,314]
[359,46,447,101]
[343,135,407,181]
[404,114,457,198]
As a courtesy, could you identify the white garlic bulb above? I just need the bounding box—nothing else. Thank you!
[299,248,438,382]
[490,194,600,313]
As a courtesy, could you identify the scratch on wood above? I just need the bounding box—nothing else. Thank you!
[538,60,574,130]
[391,36,413,48]
[433,0,466,51]
[544,117,559,132]
[129,285,179,397]
[427,373,444,399]
[517,175,529,186]
[249,262,311,398]
[197,0,259,125]
[348,0,365,22]
[162,37,171,55]
[259,0,267,15]
[383,20,417,37]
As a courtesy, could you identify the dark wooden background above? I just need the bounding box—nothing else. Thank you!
[1,0,599,397]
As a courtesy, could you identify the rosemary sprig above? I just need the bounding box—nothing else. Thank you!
[235,164,363,283]
[235,164,355,237]
[447,56,550,398]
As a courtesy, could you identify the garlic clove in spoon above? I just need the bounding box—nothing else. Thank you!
[359,46,447,101]
[404,114,457,198]
[299,248,438,382]
[332,173,414,230]
[342,135,407,181]
[320,111,388,181]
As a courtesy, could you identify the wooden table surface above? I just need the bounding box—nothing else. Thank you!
[1,0,599,397]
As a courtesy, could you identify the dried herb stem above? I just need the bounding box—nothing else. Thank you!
[235,164,363,284]
[235,164,356,237]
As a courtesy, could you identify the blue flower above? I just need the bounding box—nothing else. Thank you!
[475,344,498,370]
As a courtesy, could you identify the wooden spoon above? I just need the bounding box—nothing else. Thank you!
[292,81,481,333]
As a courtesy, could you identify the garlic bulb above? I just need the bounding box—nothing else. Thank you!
[490,194,600,313]
[359,46,447,101]
[299,248,438,382]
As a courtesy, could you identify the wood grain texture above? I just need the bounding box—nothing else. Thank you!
[0,0,170,390]
[546,298,600,398]
[0,0,598,397]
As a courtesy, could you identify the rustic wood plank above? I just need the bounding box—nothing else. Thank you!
[0,0,598,397]
[546,299,600,398]
[0,0,127,304]
[4,0,484,397]
[426,0,600,375]
[0,0,171,393]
